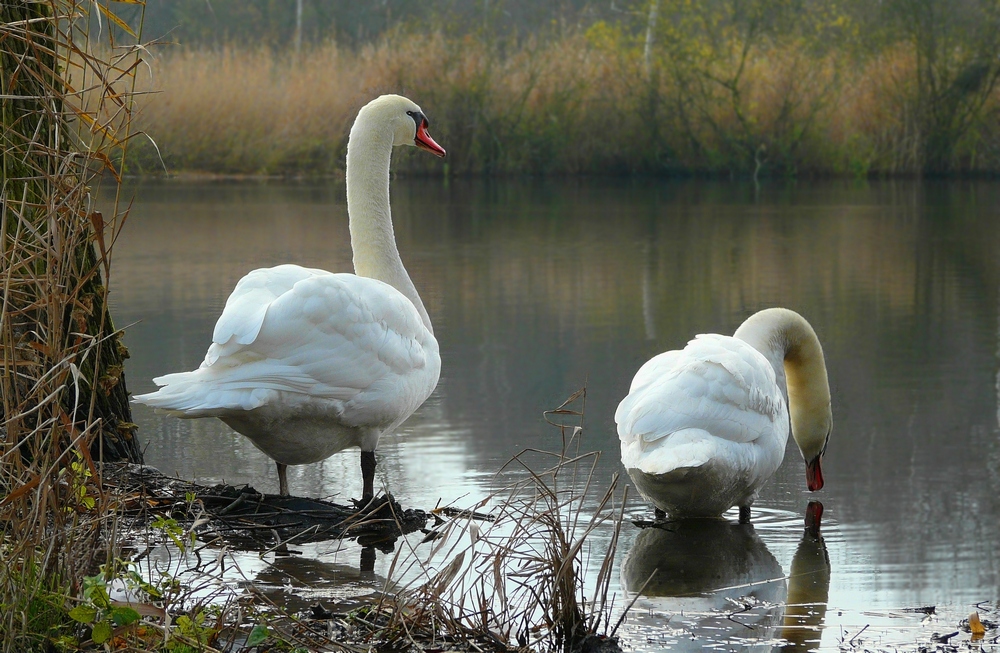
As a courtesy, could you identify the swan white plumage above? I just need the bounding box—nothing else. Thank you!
[616,308,832,521]
[133,94,447,498]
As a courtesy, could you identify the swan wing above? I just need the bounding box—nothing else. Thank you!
[139,266,440,426]
[207,264,326,361]
[616,334,786,470]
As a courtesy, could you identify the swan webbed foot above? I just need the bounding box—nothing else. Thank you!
[738,505,751,523]
[654,507,667,520]
[276,462,289,496]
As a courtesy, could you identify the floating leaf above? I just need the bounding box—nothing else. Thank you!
[970,612,986,638]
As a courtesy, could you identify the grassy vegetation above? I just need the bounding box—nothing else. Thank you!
[131,389,628,653]
[128,0,1000,178]
[1,1,144,649]
[378,389,626,653]
[0,385,625,652]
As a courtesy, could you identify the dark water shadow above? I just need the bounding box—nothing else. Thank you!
[620,503,830,652]
[250,545,393,614]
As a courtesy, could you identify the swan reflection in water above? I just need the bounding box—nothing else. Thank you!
[621,502,830,652]
[251,545,391,614]
[780,502,831,651]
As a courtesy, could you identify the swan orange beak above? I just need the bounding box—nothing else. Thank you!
[806,455,824,491]
[415,121,446,158]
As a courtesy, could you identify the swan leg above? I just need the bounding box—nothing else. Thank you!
[361,450,376,500]
[739,505,751,523]
[360,546,376,573]
[276,462,289,496]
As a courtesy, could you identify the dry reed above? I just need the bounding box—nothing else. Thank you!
[128,26,1000,177]
[1,1,145,649]
[356,388,627,653]
[57,391,630,652]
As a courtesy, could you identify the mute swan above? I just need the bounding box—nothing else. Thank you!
[134,94,446,498]
[616,308,832,521]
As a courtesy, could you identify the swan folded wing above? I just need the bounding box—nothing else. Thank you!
[616,334,784,452]
[190,273,438,425]
[627,350,684,394]
[207,264,327,363]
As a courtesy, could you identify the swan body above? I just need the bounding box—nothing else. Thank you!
[616,308,831,520]
[134,95,447,498]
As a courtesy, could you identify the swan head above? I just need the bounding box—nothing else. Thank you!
[735,307,832,492]
[783,325,832,493]
[356,94,446,158]
[788,381,832,492]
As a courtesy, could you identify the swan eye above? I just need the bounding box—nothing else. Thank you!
[406,110,428,129]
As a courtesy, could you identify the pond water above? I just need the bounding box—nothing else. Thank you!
[113,178,1000,651]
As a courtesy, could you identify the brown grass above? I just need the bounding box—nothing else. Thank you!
[362,388,627,653]
[132,45,360,174]
[1,1,145,649]
[127,26,1000,177]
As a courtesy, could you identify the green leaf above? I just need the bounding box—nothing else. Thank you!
[91,620,113,644]
[140,581,163,599]
[91,587,111,610]
[247,624,269,647]
[68,604,97,624]
[112,606,141,626]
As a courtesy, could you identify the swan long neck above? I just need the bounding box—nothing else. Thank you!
[346,115,432,333]
[734,308,832,459]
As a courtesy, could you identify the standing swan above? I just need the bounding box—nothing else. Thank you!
[134,95,446,499]
[616,308,832,521]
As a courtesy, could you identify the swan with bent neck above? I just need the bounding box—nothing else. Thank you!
[134,95,446,498]
[616,308,832,521]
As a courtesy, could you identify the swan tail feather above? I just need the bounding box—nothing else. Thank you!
[133,369,269,416]
[621,428,715,475]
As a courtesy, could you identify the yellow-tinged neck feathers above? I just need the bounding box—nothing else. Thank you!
[346,95,435,333]
[734,308,832,491]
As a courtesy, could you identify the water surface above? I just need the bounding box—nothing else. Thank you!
[113,178,1000,650]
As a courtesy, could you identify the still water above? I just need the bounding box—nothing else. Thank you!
[114,178,1000,650]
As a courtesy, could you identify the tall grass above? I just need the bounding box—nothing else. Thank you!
[130,25,1000,177]
[369,389,627,653]
[1,1,144,649]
